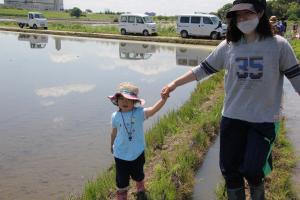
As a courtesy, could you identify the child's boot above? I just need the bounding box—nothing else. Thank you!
[117,189,128,200]
[136,180,147,200]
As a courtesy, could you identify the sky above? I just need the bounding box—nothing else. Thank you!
[0,0,232,15]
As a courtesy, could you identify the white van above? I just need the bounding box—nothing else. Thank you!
[119,13,157,36]
[119,42,156,60]
[176,13,226,39]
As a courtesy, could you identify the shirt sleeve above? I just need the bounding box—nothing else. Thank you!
[279,39,300,93]
[192,40,227,81]
[111,112,117,128]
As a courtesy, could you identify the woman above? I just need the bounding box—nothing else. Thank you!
[162,0,300,199]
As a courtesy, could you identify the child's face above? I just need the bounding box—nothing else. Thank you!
[117,95,135,112]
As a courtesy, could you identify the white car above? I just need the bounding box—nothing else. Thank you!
[119,13,157,36]
[16,12,48,29]
[176,13,226,39]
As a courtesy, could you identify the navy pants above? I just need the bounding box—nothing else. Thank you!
[219,117,277,189]
[114,152,145,189]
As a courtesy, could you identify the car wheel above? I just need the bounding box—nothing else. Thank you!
[181,30,188,38]
[210,32,219,40]
[19,23,24,28]
[143,30,149,36]
[33,24,38,29]
[120,29,126,35]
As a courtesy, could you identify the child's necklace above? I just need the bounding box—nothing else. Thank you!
[120,108,135,141]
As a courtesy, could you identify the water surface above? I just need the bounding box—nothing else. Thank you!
[0,31,214,200]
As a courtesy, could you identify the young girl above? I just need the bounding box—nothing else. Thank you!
[162,0,300,199]
[108,82,168,200]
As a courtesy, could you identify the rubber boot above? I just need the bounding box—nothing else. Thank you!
[136,180,147,200]
[227,187,245,200]
[117,189,128,200]
[250,182,265,200]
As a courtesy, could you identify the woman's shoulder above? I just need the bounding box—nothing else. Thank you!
[265,35,289,45]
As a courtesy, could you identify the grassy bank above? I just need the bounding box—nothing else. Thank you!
[68,72,224,200]
[290,39,300,59]
[0,21,178,37]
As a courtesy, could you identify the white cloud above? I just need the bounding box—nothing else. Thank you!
[49,52,79,63]
[36,84,96,98]
[41,100,56,107]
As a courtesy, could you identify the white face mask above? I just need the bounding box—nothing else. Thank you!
[237,17,259,34]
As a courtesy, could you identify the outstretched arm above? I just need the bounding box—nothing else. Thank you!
[144,96,168,119]
[110,128,117,154]
[161,70,196,97]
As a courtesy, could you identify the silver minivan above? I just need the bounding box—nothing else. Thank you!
[176,13,227,39]
[119,13,157,36]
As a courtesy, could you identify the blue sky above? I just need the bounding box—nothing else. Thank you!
[0,0,232,15]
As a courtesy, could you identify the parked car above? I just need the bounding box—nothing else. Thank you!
[119,42,156,60]
[16,12,48,29]
[18,33,48,49]
[119,13,157,36]
[176,13,226,39]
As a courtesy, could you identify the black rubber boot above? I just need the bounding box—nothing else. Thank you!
[227,187,245,200]
[136,191,147,200]
[250,182,265,200]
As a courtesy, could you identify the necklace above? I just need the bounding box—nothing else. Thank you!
[120,108,135,141]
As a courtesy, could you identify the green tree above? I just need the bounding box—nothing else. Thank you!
[70,7,82,18]
[217,3,233,21]
[287,2,300,19]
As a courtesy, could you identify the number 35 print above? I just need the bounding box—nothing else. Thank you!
[236,57,264,79]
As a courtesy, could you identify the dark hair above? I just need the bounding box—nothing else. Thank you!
[226,3,273,43]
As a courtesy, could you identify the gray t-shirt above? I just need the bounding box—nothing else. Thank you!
[192,35,300,123]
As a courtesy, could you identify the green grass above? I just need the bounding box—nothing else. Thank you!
[71,72,224,200]
[0,7,118,21]
[290,39,300,59]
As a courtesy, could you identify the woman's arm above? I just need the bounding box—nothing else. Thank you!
[162,70,196,97]
[110,128,117,154]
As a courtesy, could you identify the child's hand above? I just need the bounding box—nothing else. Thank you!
[161,92,169,100]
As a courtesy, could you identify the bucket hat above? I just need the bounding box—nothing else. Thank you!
[108,82,145,106]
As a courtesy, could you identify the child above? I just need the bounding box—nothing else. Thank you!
[108,82,168,200]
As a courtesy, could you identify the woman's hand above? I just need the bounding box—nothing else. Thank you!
[161,81,176,97]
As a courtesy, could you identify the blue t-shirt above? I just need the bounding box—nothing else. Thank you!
[111,107,146,161]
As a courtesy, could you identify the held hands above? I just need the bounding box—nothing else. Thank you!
[161,81,176,98]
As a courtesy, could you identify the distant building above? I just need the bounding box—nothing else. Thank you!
[4,0,64,11]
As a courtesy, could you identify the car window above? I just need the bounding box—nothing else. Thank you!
[128,16,135,23]
[180,17,190,23]
[120,16,127,22]
[143,17,153,23]
[29,14,33,19]
[136,17,143,24]
[210,16,219,24]
[203,17,213,24]
[191,17,201,24]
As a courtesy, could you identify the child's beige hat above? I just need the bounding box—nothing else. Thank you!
[108,82,145,106]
